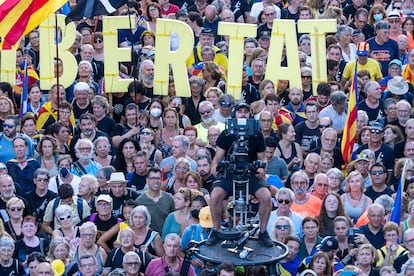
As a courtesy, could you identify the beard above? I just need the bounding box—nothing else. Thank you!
[294,187,305,195]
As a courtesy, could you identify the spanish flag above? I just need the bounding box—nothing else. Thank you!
[341,60,358,164]
[0,0,67,50]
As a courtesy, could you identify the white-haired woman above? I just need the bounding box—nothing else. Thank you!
[52,205,80,250]
[0,236,24,275]
[130,205,164,257]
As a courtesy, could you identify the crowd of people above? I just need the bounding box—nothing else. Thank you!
[7,0,414,275]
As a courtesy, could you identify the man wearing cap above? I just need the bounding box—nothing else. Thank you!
[207,102,273,247]
[356,122,395,178]
[299,236,344,273]
[340,42,383,90]
[388,10,414,49]
[92,194,120,242]
[367,21,400,76]
[354,153,372,188]
[213,94,234,124]
[258,31,271,53]
[181,206,214,273]
[359,81,385,122]
[108,172,140,218]
[186,28,228,74]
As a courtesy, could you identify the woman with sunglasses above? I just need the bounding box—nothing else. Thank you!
[139,128,162,167]
[270,216,295,243]
[4,197,25,240]
[52,205,80,250]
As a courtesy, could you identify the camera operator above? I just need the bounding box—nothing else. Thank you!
[207,102,273,247]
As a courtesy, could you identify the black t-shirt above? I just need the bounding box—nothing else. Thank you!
[72,100,93,121]
[216,129,266,163]
[104,247,151,274]
[92,214,119,249]
[230,0,250,21]
[97,117,117,136]
[128,173,147,191]
[359,224,384,249]
[110,123,132,138]
[112,93,132,123]
[356,144,395,173]
[358,100,385,123]
[14,238,49,262]
[0,259,25,276]
[294,122,321,150]
[203,174,217,193]
[25,190,57,223]
[110,189,140,218]
[394,253,409,273]
[183,95,206,125]
[364,186,394,202]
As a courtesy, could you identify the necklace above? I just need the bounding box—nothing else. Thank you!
[350,193,362,201]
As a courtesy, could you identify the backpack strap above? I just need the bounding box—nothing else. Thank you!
[52,198,60,219]
[89,213,97,222]
[144,231,158,247]
[77,197,83,221]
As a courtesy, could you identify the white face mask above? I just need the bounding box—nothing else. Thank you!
[150,108,162,117]
[373,13,383,22]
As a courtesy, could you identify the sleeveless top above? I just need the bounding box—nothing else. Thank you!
[73,245,104,274]
[343,194,369,221]
[148,148,157,166]
[135,230,158,256]
[157,129,172,158]
[276,142,297,165]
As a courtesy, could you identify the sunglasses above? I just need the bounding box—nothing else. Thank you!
[95,39,102,43]
[319,124,330,128]
[278,199,291,204]
[275,225,290,230]
[140,131,151,136]
[59,214,72,221]
[220,102,232,107]
[200,109,212,115]
[370,129,383,134]
[9,207,22,212]
[36,178,49,182]
[3,124,14,129]
[301,75,311,79]
[371,170,384,175]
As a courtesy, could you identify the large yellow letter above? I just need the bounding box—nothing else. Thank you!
[298,20,337,95]
[0,50,16,84]
[102,16,133,93]
[266,20,301,89]
[39,14,78,90]
[218,22,256,100]
[154,19,194,97]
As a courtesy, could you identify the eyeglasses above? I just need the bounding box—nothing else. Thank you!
[125,262,140,266]
[275,225,290,230]
[97,203,111,207]
[278,199,291,204]
[3,124,14,129]
[260,119,273,123]
[200,109,212,115]
[140,131,151,136]
[148,177,162,181]
[36,178,49,182]
[301,75,311,79]
[316,183,328,187]
[80,263,96,268]
[95,39,102,43]
[78,147,92,151]
[370,129,383,134]
[59,214,72,221]
[120,234,133,238]
[9,207,22,212]
[371,170,384,175]
[292,181,307,186]
[319,124,330,128]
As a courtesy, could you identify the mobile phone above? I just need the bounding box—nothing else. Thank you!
[340,271,357,276]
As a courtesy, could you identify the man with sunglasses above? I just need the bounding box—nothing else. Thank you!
[195,101,225,147]
[365,163,394,201]
[267,187,303,237]
[356,122,395,180]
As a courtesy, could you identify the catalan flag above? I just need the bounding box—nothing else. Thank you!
[341,59,359,164]
[0,0,67,50]
[20,60,29,117]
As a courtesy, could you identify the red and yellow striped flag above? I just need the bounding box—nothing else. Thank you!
[0,0,67,50]
[341,61,358,164]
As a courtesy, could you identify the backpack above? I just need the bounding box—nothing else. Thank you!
[52,197,84,224]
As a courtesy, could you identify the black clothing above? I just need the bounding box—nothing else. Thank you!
[97,117,117,136]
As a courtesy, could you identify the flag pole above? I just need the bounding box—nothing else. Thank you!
[390,158,408,225]
[55,11,60,121]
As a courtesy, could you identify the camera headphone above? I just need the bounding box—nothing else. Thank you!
[231,102,253,118]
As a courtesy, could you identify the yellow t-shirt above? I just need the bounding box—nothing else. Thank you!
[342,58,383,81]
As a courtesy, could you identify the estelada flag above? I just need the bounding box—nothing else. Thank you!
[0,0,67,50]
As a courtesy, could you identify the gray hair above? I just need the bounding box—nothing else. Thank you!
[189,76,206,88]
[130,205,151,226]
[55,204,72,219]
[401,258,414,275]
[34,168,50,179]
[396,99,412,110]
[78,60,93,72]
[290,170,309,185]
[75,138,94,152]
[374,195,394,214]
[330,91,347,105]
[80,221,97,235]
[165,233,181,244]
[0,236,15,249]
[199,100,214,111]
[108,269,126,276]
[358,110,369,125]
[74,81,90,92]
[384,98,397,109]
[123,251,141,263]
[367,203,385,216]
[336,25,353,40]
[364,81,380,95]
[276,187,295,201]
[326,168,344,182]
[172,135,190,150]
[270,216,295,240]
